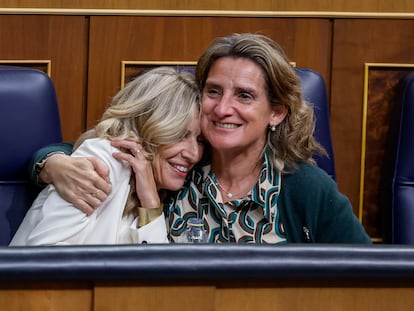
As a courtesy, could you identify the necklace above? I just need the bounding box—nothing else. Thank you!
[215,178,250,199]
[216,181,234,199]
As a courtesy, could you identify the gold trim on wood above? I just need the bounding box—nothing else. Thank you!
[0,60,51,76]
[120,61,296,87]
[360,63,414,242]
[121,61,197,88]
[0,8,414,19]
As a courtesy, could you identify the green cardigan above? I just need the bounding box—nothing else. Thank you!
[31,143,371,244]
[279,163,371,243]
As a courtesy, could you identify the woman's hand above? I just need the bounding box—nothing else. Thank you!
[40,154,111,215]
[111,140,161,209]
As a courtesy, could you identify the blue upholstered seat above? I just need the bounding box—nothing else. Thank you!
[392,72,414,244]
[295,68,336,180]
[0,66,62,245]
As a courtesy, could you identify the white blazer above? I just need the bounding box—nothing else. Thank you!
[10,138,168,246]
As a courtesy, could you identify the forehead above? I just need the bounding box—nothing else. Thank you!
[206,57,266,90]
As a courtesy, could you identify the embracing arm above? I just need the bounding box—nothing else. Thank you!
[12,139,130,245]
[29,142,112,215]
[29,142,74,187]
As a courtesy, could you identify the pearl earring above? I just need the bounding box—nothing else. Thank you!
[270,124,276,132]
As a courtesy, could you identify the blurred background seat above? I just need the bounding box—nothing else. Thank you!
[392,72,414,244]
[0,66,62,245]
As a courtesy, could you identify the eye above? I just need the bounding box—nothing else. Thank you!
[205,87,221,97]
[239,91,253,101]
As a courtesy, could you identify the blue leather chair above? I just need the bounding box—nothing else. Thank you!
[296,68,336,180]
[0,66,62,245]
[392,72,414,244]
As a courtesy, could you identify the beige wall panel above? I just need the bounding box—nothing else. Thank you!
[331,19,414,240]
[0,0,414,12]
[0,15,88,141]
[87,16,331,127]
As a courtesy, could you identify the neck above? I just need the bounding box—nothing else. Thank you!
[212,148,263,200]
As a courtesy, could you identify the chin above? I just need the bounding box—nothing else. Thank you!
[163,182,184,192]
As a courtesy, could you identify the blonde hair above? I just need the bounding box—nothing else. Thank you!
[196,33,325,172]
[74,67,200,216]
[75,67,200,158]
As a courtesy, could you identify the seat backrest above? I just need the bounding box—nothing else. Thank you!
[0,66,62,245]
[295,68,336,180]
[392,72,414,244]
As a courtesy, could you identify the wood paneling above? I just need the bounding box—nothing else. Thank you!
[86,16,331,127]
[93,283,414,311]
[2,281,414,311]
[0,282,92,311]
[94,283,216,311]
[0,0,413,12]
[331,19,414,240]
[0,15,88,141]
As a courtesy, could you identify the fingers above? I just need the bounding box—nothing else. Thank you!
[87,157,112,195]
[133,147,141,156]
[73,199,95,216]
[70,187,107,216]
[45,155,112,215]
[91,189,101,198]
[111,140,146,157]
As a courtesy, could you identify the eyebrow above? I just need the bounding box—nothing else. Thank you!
[204,81,258,96]
[204,81,220,89]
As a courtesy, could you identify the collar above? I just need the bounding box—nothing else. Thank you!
[201,149,282,223]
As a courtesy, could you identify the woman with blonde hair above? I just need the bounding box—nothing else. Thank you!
[10,67,204,245]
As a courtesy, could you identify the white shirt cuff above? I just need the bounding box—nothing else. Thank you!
[129,214,169,244]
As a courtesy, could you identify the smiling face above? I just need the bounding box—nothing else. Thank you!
[201,57,287,153]
[152,109,204,191]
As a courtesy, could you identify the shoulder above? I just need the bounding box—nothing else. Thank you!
[72,138,130,179]
[280,162,342,207]
[282,162,336,189]
[73,138,111,153]
[71,138,118,161]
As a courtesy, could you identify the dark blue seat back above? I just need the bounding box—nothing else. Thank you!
[0,66,62,245]
[392,72,414,244]
[295,68,336,180]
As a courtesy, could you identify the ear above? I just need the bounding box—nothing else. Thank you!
[269,104,288,126]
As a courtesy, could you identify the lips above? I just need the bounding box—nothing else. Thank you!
[214,121,240,129]
[170,163,189,173]
[168,162,191,178]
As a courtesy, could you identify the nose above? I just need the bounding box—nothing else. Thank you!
[182,137,202,164]
[213,93,233,116]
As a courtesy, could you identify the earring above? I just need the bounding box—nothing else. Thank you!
[269,124,276,132]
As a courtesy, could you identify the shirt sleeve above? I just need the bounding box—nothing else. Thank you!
[11,139,130,245]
